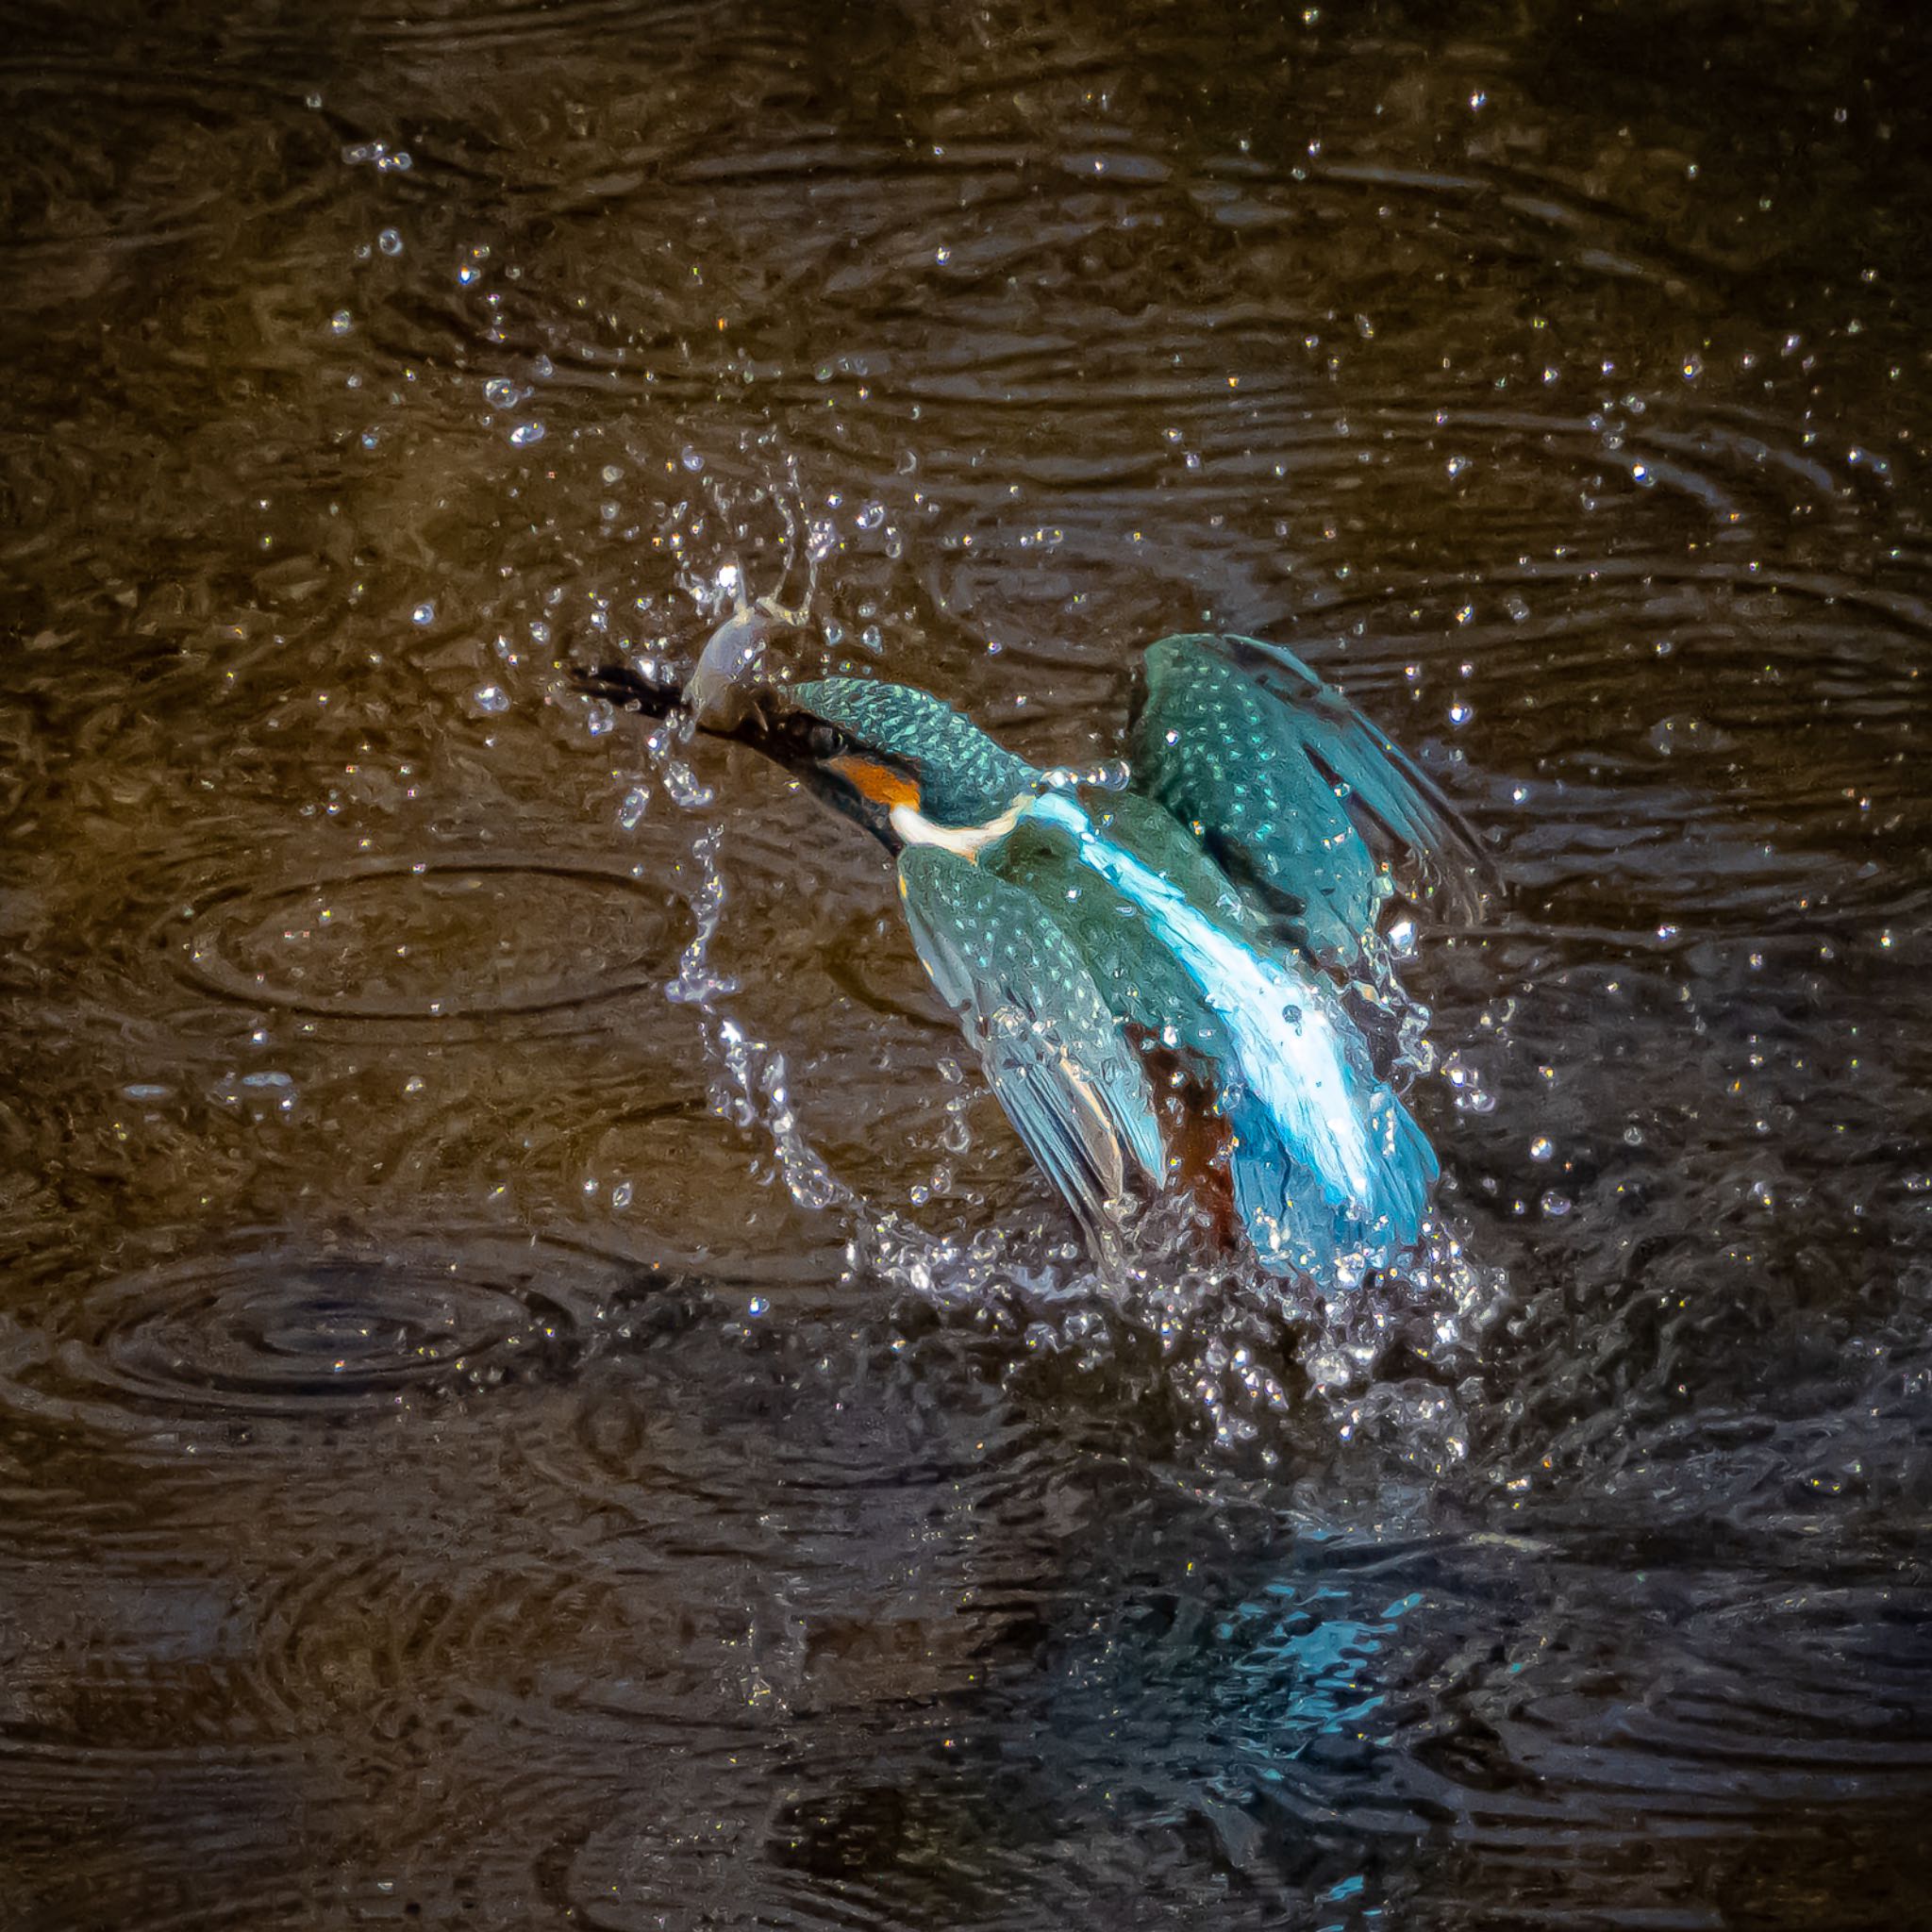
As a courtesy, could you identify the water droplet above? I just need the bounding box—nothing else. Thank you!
[1529,1135,1555,1161]
[1446,455,1471,478]
[1306,1349,1354,1389]
[531,354,554,379]
[508,421,546,446]
[328,309,353,336]
[471,684,509,714]
[377,228,403,257]
[679,446,704,472]
[483,376,519,408]
[411,601,436,626]
[617,785,650,830]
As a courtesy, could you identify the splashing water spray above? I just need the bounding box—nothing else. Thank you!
[614,471,853,1217]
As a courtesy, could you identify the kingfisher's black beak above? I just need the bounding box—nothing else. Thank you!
[574,658,685,722]
[574,660,916,855]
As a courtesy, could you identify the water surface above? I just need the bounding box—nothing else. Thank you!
[5,2,1931,1926]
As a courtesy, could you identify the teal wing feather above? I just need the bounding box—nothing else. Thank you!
[1128,633,1484,970]
[896,844,1166,1233]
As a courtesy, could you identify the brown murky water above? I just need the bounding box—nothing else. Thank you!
[5,2,1932,1925]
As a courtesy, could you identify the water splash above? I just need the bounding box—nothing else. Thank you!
[714,1020,846,1213]
[641,772,849,1213]
[846,1144,1507,1467]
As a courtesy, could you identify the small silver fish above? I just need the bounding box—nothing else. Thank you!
[683,591,808,728]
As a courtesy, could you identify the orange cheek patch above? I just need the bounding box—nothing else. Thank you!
[827,755,922,809]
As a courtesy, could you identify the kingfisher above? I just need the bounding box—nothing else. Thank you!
[581,611,1480,1286]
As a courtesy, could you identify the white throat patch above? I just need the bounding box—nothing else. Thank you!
[889,794,1026,859]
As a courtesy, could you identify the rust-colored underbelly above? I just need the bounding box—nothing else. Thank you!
[1125,1024,1240,1250]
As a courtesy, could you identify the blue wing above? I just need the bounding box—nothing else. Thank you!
[1128,633,1484,972]
[896,845,1166,1235]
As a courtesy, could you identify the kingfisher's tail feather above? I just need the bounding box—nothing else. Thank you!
[1224,1082,1435,1281]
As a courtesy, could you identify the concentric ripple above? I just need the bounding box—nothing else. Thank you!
[6,0,1932,1924]
[165,857,679,1028]
[0,1235,645,1434]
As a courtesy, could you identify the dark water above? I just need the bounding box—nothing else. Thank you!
[5,1,1932,1925]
